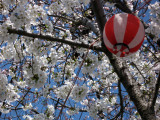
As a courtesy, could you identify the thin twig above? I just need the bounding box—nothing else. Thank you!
[56,40,99,119]
[111,81,124,120]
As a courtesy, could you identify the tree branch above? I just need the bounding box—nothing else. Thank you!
[111,80,124,120]
[91,0,106,36]
[114,0,132,14]
[8,28,103,52]
[150,73,160,109]
[49,15,100,36]
[118,81,124,119]
[76,17,100,36]
[91,0,156,119]
[130,62,146,81]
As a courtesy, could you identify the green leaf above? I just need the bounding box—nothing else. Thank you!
[31,74,39,83]
[38,13,41,16]
[47,57,52,63]
[19,78,23,82]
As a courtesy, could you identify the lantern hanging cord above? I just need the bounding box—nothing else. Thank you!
[114,43,130,56]
[114,43,130,50]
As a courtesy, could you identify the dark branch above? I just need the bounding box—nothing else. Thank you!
[114,0,132,14]
[8,28,104,52]
[118,81,124,119]
[76,17,100,36]
[130,62,146,81]
[151,73,160,109]
[91,0,106,35]
[111,81,124,120]
[49,15,100,36]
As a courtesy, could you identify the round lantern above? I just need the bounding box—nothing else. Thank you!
[103,13,145,57]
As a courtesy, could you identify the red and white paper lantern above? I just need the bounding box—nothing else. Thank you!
[103,13,145,57]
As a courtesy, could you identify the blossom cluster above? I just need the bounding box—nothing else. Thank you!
[23,105,55,120]
[23,57,48,88]
[0,74,20,114]
[146,2,160,42]
[0,73,20,103]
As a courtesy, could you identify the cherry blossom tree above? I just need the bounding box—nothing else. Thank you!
[0,0,160,120]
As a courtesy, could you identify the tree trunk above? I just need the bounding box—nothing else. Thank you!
[140,109,156,120]
[91,0,157,119]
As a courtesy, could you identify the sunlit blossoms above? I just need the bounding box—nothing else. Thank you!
[23,57,48,88]
[61,0,80,13]
[88,103,98,118]
[46,105,55,118]
[71,85,89,102]
[55,80,73,99]
[0,20,15,43]
[0,73,20,103]
[78,0,90,5]
[66,107,79,115]
[22,103,33,111]
[0,74,8,101]
[146,2,160,42]
[10,6,30,28]
[2,0,16,6]
[48,2,61,14]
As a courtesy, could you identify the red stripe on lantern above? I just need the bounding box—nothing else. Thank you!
[105,15,117,45]
[128,21,145,49]
[130,39,144,53]
[123,14,140,45]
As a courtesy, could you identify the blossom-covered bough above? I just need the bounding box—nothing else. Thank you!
[0,0,160,119]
